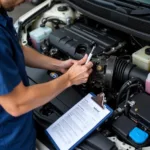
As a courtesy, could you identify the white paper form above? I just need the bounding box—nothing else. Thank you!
[46,93,111,150]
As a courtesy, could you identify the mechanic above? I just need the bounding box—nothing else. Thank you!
[0,0,93,150]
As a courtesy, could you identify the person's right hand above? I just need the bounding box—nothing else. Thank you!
[66,54,93,86]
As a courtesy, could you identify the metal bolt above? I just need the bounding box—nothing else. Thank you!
[97,65,103,71]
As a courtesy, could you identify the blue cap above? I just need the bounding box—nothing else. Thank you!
[129,127,149,144]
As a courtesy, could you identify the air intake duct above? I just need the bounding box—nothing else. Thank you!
[113,58,148,85]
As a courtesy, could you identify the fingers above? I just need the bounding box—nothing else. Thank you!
[88,69,93,75]
[83,78,88,83]
[80,62,93,75]
[70,59,77,65]
[83,70,92,82]
[78,54,88,65]
[85,61,93,69]
[83,69,93,77]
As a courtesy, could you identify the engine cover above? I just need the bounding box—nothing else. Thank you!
[49,23,122,59]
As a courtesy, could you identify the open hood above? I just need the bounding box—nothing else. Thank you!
[63,0,150,42]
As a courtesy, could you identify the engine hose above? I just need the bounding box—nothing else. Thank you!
[113,58,148,84]
[124,89,130,110]
[124,83,144,116]
[116,78,142,106]
[40,17,66,27]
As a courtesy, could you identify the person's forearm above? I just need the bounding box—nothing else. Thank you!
[2,73,71,116]
[0,55,93,117]
[22,45,63,71]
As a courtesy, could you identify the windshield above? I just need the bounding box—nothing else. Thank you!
[136,0,150,4]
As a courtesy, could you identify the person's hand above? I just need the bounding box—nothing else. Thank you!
[66,54,93,86]
[59,59,77,73]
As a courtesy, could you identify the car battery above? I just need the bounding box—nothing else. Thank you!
[129,93,150,128]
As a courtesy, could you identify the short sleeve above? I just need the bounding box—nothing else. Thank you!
[0,30,21,95]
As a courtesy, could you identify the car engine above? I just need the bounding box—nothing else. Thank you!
[22,2,150,150]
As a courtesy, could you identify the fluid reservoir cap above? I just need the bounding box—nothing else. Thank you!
[145,48,150,55]
[129,127,149,144]
[58,6,68,11]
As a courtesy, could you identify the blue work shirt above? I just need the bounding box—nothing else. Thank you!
[0,10,36,150]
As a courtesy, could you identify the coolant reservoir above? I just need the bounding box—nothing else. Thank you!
[32,3,75,29]
[29,27,52,52]
[132,46,150,71]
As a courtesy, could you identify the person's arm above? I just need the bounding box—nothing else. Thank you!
[0,74,70,117]
[0,55,93,117]
[22,45,75,73]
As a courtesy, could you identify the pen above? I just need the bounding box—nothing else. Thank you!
[85,44,96,64]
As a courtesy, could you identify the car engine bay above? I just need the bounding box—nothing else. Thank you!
[18,1,150,150]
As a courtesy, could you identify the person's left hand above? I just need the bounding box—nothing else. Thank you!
[59,59,77,73]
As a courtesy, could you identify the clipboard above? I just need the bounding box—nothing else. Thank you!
[45,93,113,150]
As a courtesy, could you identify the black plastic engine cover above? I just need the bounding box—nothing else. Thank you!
[130,93,150,128]
[49,23,122,59]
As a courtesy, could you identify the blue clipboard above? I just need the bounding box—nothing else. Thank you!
[45,93,113,150]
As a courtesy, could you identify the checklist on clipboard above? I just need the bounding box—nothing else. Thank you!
[45,93,113,150]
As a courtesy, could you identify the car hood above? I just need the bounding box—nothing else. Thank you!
[63,0,150,42]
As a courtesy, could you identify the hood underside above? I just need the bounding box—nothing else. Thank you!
[63,0,150,42]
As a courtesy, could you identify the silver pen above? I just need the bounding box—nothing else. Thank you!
[85,45,96,64]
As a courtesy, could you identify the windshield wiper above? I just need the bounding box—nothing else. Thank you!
[91,0,150,16]
[106,0,150,16]
[121,0,150,7]
[98,0,150,16]
[92,0,127,14]
[105,0,137,10]
[131,8,150,16]
[120,0,150,16]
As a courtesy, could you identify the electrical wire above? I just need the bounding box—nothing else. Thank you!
[116,78,143,107]
[131,35,143,48]
[27,76,38,84]
[125,89,130,107]
[119,55,132,62]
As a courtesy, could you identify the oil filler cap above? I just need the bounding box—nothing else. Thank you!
[129,127,149,144]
